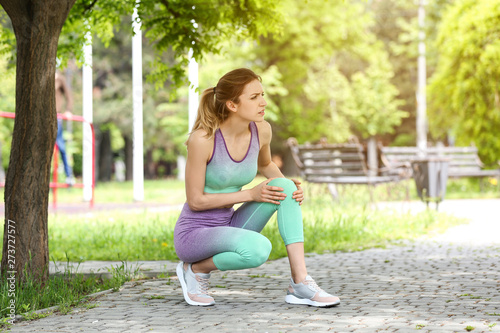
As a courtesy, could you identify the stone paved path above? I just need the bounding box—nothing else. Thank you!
[7,199,500,333]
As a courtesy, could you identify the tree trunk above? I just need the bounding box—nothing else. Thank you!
[0,141,5,183]
[98,129,112,182]
[144,149,155,180]
[123,134,133,181]
[0,0,76,284]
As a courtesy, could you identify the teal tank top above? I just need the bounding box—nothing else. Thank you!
[204,122,260,194]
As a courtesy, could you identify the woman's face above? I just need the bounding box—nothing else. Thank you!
[229,79,267,122]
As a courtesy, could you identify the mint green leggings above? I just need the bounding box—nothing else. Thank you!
[173,178,304,271]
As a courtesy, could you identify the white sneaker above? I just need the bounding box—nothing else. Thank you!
[65,176,75,187]
[285,275,340,307]
[176,262,215,306]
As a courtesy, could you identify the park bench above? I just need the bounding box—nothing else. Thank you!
[380,145,500,190]
[287,138,410,200]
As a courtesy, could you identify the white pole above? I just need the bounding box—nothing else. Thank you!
[188,48,198,132]
[132,5,144,201]
[416,0,427,151]
[82,28,93,202]
[177,49,198,181]
[367,136,377,177]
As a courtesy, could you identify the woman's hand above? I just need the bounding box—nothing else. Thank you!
[250,178,287,205]
[291,178,304,205]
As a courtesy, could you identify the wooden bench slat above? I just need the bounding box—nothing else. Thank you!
[449,166,482,172]
[307,175,399,185]
[448,170,499,178]
[380,145,500,182]
[303,158,365,165]
[301,152,363,159]
[304,170,367,177]
[287,138,409,190]
[303,162,367,169]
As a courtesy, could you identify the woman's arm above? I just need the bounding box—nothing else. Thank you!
[256,121,304,205]
[184,130,254,211]
[256,121,285,179]
[185,127,294,211]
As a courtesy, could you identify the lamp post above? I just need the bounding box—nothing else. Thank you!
[416,0,427,152]
[132,3,144,201]
[82,27,93,202]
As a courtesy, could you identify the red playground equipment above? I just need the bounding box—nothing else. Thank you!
[0,111,95,209]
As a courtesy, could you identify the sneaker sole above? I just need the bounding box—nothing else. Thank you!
[176,262,215,306]
[285,294,340,308]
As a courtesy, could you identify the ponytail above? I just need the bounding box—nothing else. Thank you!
[189,87,228,139]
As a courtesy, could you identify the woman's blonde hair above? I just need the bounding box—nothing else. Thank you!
[190,68,261,139]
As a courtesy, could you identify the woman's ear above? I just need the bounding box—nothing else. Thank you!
[226,100,237,112]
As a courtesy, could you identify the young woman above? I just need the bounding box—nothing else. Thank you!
[174,68,340,308]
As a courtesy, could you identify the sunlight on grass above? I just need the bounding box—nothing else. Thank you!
[0,177,468,322]
[0,178,467,263]
[41,182,464,262]
[48,212,180,261]
[262,186,464,260]
[0,176,473,267]
[0,261,141,322]
[0,178,187,205]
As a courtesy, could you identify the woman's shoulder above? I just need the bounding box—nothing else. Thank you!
[187,129,215,151]
[189,128,212,140]
[255,120,272,134]
[255,120,272,143]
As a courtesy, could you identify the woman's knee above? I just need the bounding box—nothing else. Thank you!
[267,177,296,194]
[245,237,272,268]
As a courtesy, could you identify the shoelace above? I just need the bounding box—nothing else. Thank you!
[195,275,210,295]
[304,278,323,292]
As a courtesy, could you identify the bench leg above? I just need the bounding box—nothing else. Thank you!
[327,184,338,200]
[406,180,410,202]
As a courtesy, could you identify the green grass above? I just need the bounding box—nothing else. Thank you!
[0,178,187,205]
[84,179,186,204]
[0,261,140,324]
[265,187,464,259]
[0,177,477,324]
[0,176,496,205]
[0,178,467,264]
[37,181,464,262]
[444,177,499,199]
[364,177,498,202]
[48,212,179,261]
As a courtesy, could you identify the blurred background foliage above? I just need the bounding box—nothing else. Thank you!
[427,0,500,166]
[0,0,498,181]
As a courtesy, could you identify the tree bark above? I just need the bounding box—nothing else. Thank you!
[1,0,76,284]
[123,134,133,181]
[145,149,155,180]
[98,129,112,182]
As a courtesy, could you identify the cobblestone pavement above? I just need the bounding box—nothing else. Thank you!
[8,199,500,333]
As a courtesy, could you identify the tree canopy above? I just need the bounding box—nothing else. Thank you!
[232,0,408,147]
[428,0,500,165]
[0,0,284,284]
[2,0,500,284]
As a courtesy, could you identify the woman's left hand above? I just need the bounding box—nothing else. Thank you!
[291,178,304,205]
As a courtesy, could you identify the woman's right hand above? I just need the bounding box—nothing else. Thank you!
[250,178,287,205]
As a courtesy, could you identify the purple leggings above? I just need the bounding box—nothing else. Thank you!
[173,178,304,271]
